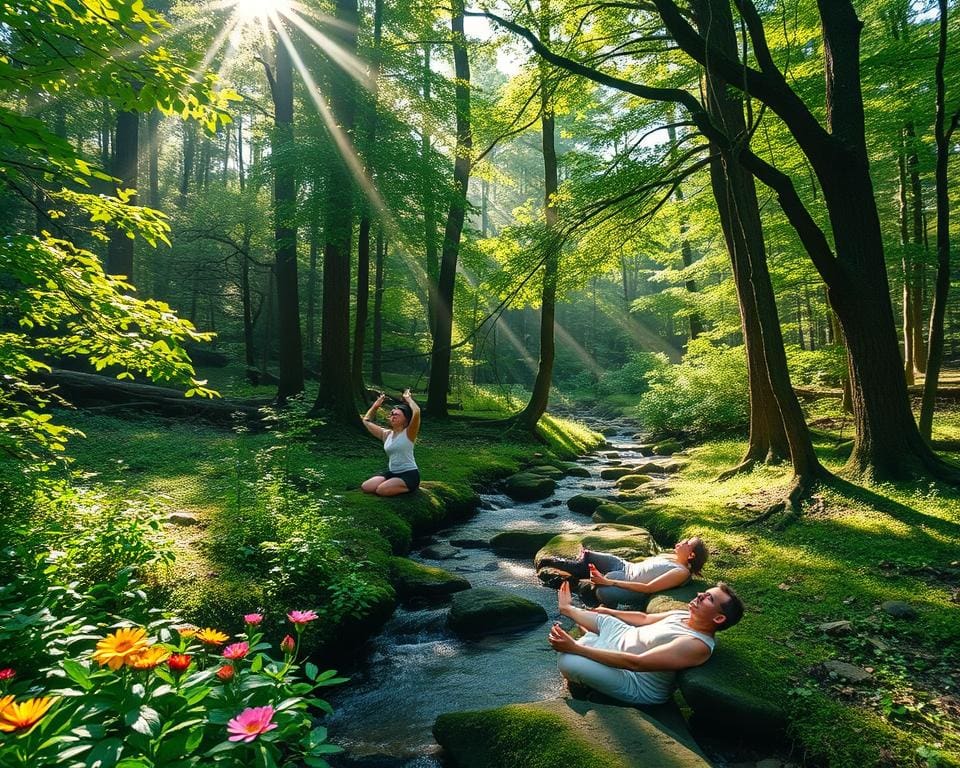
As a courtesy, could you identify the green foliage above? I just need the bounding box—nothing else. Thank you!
[596,351,669,397]
[785,344,847,388]
[636,340,748,437]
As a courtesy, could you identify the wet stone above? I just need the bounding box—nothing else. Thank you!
[820,660,872,683]
[448,538,488,549]
[541,512,560,519]
[880,600,917,620]
[817,620,853,635]
[421,543,462,560]
[541,499,563,508]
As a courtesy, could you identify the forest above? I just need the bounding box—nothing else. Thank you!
[1,0,959,766]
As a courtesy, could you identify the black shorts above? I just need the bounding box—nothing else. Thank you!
[381,468,421,491]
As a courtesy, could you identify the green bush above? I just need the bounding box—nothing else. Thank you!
[597,351,669,396]
[636,340,748,437]
[784,343,846,387]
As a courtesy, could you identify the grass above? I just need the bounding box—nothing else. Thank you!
[624,426,960,768]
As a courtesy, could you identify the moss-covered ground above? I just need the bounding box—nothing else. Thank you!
[623,413,960,768]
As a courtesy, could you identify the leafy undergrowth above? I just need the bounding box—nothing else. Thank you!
[635,436,960,768]
[57,382,600,657]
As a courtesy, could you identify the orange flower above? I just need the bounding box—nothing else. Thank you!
[0,697,56,733]
[92,627,149,670]
[176,626,199,639]
[127,646,171,670]
[196,628,230,645]
[0,695,13,716]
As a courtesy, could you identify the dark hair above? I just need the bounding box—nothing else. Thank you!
[394,403,413,424]
[687,538,709,576]
[714,581,745,631]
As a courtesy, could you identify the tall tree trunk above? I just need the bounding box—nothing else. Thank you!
[905,121,927,374]
[315,0,360,422]
[426,0,472,417]
[237,113,246,191]
[106,109,138,279]
[898,133,915,384]
[240,240,256,378]
[919,0,957,439]
[371,228,385,384]
[666,120,702,340]
[306,218,319,369]
[693,0,819,484]
[180,122,195,205]
[265,28,304,403]
[147,110,160,208]
[517,1,559,429]
[351,0,385,400]
[423,42,440,340]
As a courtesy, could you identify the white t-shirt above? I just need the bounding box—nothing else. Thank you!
[384,429,418,473]
[622,553,689,583]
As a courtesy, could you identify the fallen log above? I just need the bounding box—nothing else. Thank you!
[38,368,266,423]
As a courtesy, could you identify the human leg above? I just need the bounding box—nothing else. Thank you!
[595,570,649,608]
[556,654,639,704]
[362,475,387,493]
[375,477,412,496]
[583,551,629,572]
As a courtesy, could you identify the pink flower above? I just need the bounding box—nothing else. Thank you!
[226,705,278,743]
[0,669,14,681]
[280,634,296,654]
[216,665,235,682]
[222,642,249,660]
[243,613,263,626]
[287,610,318,625]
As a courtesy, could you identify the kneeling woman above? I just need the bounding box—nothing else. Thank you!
[539,537,708,607]
[361,389,421,496]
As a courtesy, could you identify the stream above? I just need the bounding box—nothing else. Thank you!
[325,423,658,767]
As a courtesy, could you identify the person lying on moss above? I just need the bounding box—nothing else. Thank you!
[360,389,421,496]
[547,580,744,705]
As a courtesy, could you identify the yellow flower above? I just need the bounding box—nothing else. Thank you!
[126,646,171,670]
[0,695,13,716]
[0,697,57,733]
[176,625,199,639]
[196,628,229,645]
[91,627,149,670]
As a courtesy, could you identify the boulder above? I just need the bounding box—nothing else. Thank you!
[447,588,548,637]
[592,503,631,523]
[536,567,576,589]
[433,699,712,768]
[421,542,462,560]
[490,529,561,556]
[646,582,708,614]
[600,467,635,480]
[561,463,592,478]
[616,511,650,527]
[616,474,654,490]
[819,660,872,683]
[679,645,788,738]
[167,512,199,526]
[389,557,471,604]
[652,440,683,456]
[602,451,620,459]
[503,472,556,502]
[534,524,657,569]
[541,512,560,519]
[527,465,566,480]
[567,495,605,516]
[600,426,620,436]
[658,460,688,474]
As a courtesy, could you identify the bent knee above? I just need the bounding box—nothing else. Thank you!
[361,478,383,493]
[556,653,581,681]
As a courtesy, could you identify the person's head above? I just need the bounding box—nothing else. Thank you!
[688,582,744,633]
[674,536,708,575]
[388,403,412,430]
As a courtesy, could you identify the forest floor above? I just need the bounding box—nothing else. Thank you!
[628,407,960,768]
[56,366,960,767]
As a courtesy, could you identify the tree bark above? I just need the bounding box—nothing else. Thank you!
[315,0,360,422]
[106,109,138,279]
[306,217,319,368]
[423,42,440,340]
[919,0,957,439]
[905,121,927,375]
[371,227,385,384]
[426,0,472,418]
[266,28,304,403]
[517,1,559,429]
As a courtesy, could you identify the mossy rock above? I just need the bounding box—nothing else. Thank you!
[536,566,577,588]
[646,582,708,614]
[591,503,631,523]
[616,511,650,527]
[567,494,605,516]
[350,507,413,554]
[503,472,556,502]
[534,524,657,569]
[678,644,789,738]
[527,465,566,480]
[616,474,654,490]
[559,462,592,478]
[433,698,712,768]
[490,529,562,555]
[447,587,548,637]
[652,440,683,456]
[389,557,471,603]
[600,467,635,480]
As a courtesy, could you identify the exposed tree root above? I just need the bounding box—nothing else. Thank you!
[715,458,756,482]
[733,472,822,528]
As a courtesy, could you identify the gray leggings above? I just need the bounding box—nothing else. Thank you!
[538,550,628,580]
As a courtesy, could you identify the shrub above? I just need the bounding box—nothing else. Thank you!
[636,340,748,437]
[784,344,846,387]
[597,351,670,397]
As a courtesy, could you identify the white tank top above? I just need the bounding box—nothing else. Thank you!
[586,611,715,703]
[384,429,418,473]
[623,554,689,583]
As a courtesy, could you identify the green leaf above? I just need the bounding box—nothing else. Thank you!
[85,736,123,768]
[131,706,161,737]
[305,662,319,681]
[62,659,94,690]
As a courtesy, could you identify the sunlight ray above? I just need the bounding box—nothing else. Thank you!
[281,7,374,90]
[286,1,357,34]
[554,322,605,377]
[194,7,244,81]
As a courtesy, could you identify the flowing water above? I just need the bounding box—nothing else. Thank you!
[326,425,658,767]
